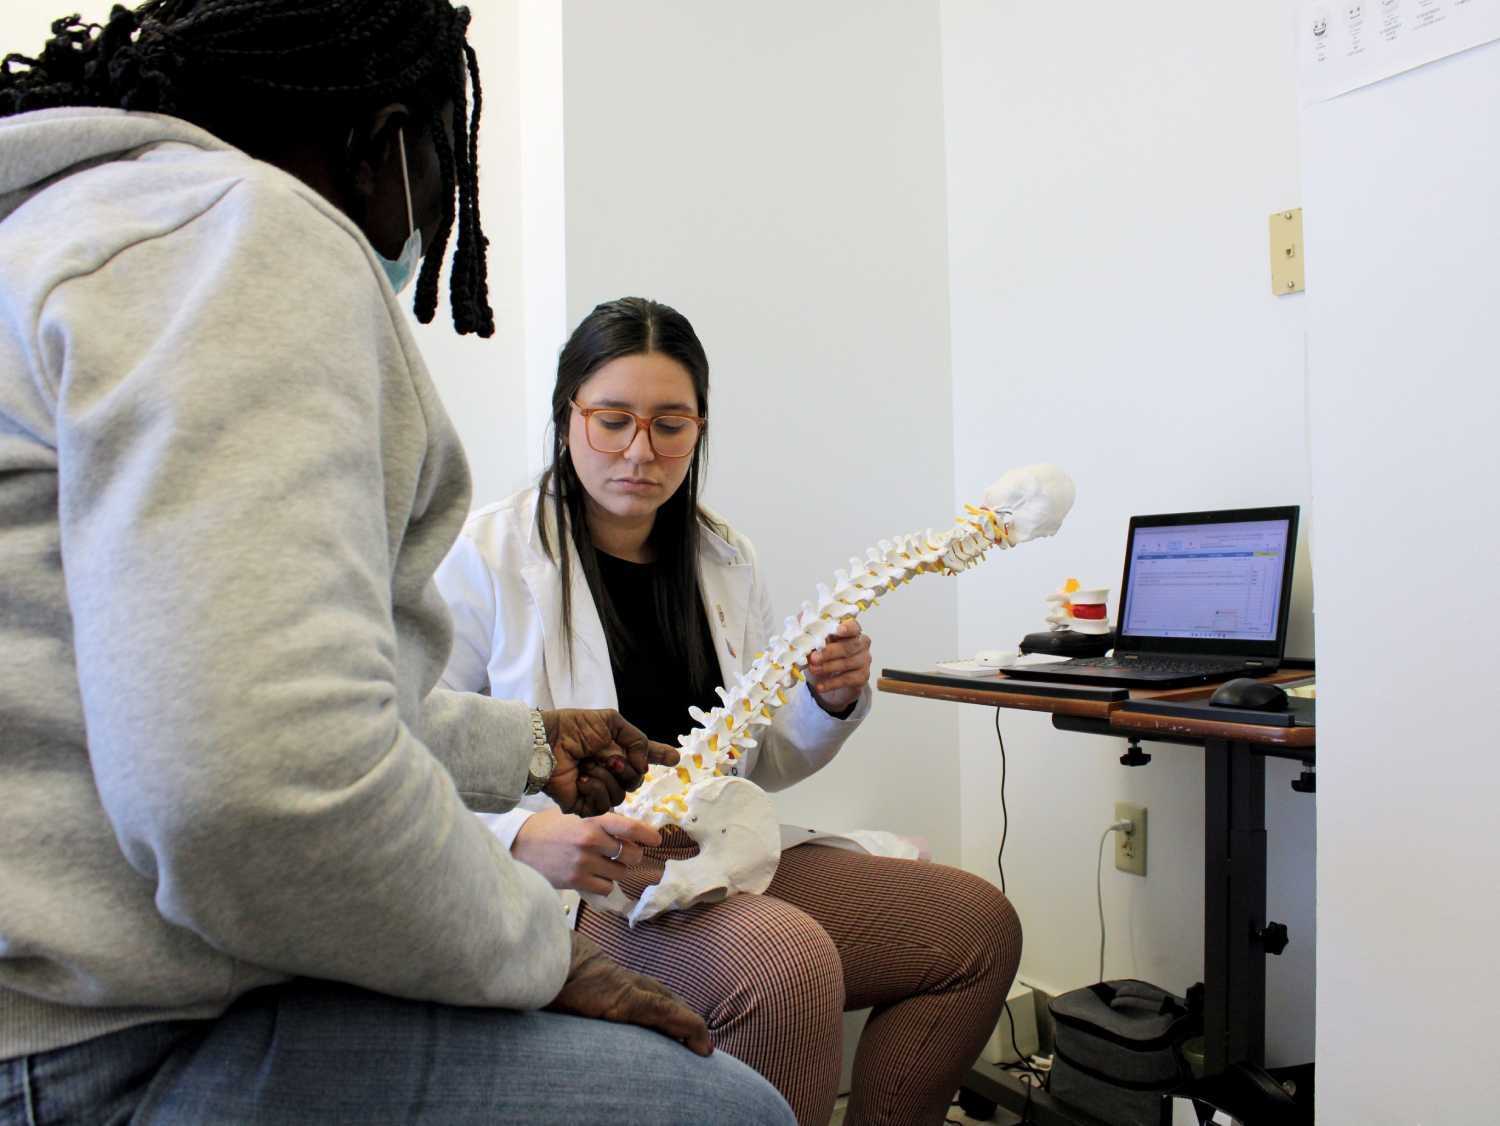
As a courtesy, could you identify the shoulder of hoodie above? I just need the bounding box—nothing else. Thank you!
[1,111,377,309]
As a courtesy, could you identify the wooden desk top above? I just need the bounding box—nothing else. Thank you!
[877,667,1314,750]
[1109,704,1315,750]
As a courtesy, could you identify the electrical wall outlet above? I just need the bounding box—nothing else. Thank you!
[1115,801,1147,876]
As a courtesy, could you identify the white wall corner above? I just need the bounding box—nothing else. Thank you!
[518,0,567,482]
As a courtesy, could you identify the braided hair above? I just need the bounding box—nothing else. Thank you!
[0,1,493,336]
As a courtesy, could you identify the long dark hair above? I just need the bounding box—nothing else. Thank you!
[539,297,718,679]
[0,0,493,336]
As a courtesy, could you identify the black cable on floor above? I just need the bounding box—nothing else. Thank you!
[1002,1002,1045,1124]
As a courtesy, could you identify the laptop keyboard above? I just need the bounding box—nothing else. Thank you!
[1063,655,1248,673]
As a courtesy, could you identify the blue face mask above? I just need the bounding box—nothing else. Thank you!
[381,227,422,296]
[376,127,423,295]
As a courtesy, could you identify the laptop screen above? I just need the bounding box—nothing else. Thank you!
[1120,519,1291,641]
[1114,507,1299,658]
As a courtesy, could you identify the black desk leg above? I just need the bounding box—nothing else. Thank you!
[1203,738,1266,1074]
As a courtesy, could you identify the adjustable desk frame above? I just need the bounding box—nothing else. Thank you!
[878,670,1314,1124]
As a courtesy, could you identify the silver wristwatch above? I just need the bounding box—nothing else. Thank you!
[524,709,555,795]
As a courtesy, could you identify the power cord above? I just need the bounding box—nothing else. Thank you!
[993,706,1008,894]
[992,708,1045,1125]
[990,714,1135,1124]
[1097,819,1134,982]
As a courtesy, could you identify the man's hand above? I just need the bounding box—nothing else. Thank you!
[512,810,660,893]
[806,618,872,716]
[538,708,679,816]
[546,931,712,1057]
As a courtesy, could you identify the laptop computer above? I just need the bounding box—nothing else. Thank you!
[1005,505,1300,688]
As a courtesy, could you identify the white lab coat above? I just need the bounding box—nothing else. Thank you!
[434,486,874,851]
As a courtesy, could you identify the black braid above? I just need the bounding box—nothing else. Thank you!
[0,0,493,337]
[441,29,490,337]
[456,37,491,336]
[412,97,454,327]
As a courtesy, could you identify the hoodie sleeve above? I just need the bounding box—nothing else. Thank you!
[42,171,568,1010]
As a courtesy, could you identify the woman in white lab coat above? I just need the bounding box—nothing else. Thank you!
[435,297,1021,1126]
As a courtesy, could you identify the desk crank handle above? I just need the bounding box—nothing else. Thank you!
[1257,921,1290,956]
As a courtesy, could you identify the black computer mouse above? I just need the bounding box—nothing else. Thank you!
[1209,678,1289,712]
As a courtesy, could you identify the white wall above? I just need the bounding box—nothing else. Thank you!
[3,4,109,47]
[555,0,963,857]
[517,0,568,482]
[940,0,1317,1065]
[1302,38,1500,1124]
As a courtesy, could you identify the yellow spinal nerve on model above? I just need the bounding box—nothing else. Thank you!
[594,464,1077,926]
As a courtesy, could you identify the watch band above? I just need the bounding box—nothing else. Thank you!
[525,709,552,795]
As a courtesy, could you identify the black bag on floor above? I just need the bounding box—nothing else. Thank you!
[1048,979,1201,1126]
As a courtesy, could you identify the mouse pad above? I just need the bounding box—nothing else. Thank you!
[1123,695,1315,728]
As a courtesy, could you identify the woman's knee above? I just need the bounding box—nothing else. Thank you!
[701,899,845,1040]
[919,866,1023,985]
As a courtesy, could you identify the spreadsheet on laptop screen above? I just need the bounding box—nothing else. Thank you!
[1120,519,1291,642]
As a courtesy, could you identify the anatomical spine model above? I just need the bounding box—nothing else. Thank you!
[590,464,1077,926]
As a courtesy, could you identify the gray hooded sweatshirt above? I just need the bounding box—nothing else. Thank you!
[0,108,568,1059]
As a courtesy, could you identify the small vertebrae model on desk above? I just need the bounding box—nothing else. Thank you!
[590,463,1077,926]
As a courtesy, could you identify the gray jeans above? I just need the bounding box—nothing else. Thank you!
[0,981,795,1125]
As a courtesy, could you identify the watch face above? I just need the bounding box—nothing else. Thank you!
[530,745,554,780]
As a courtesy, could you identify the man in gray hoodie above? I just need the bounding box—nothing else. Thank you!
[0,3,793,1123]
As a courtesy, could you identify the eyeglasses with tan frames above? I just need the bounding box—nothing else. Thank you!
[570,399,706,459]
